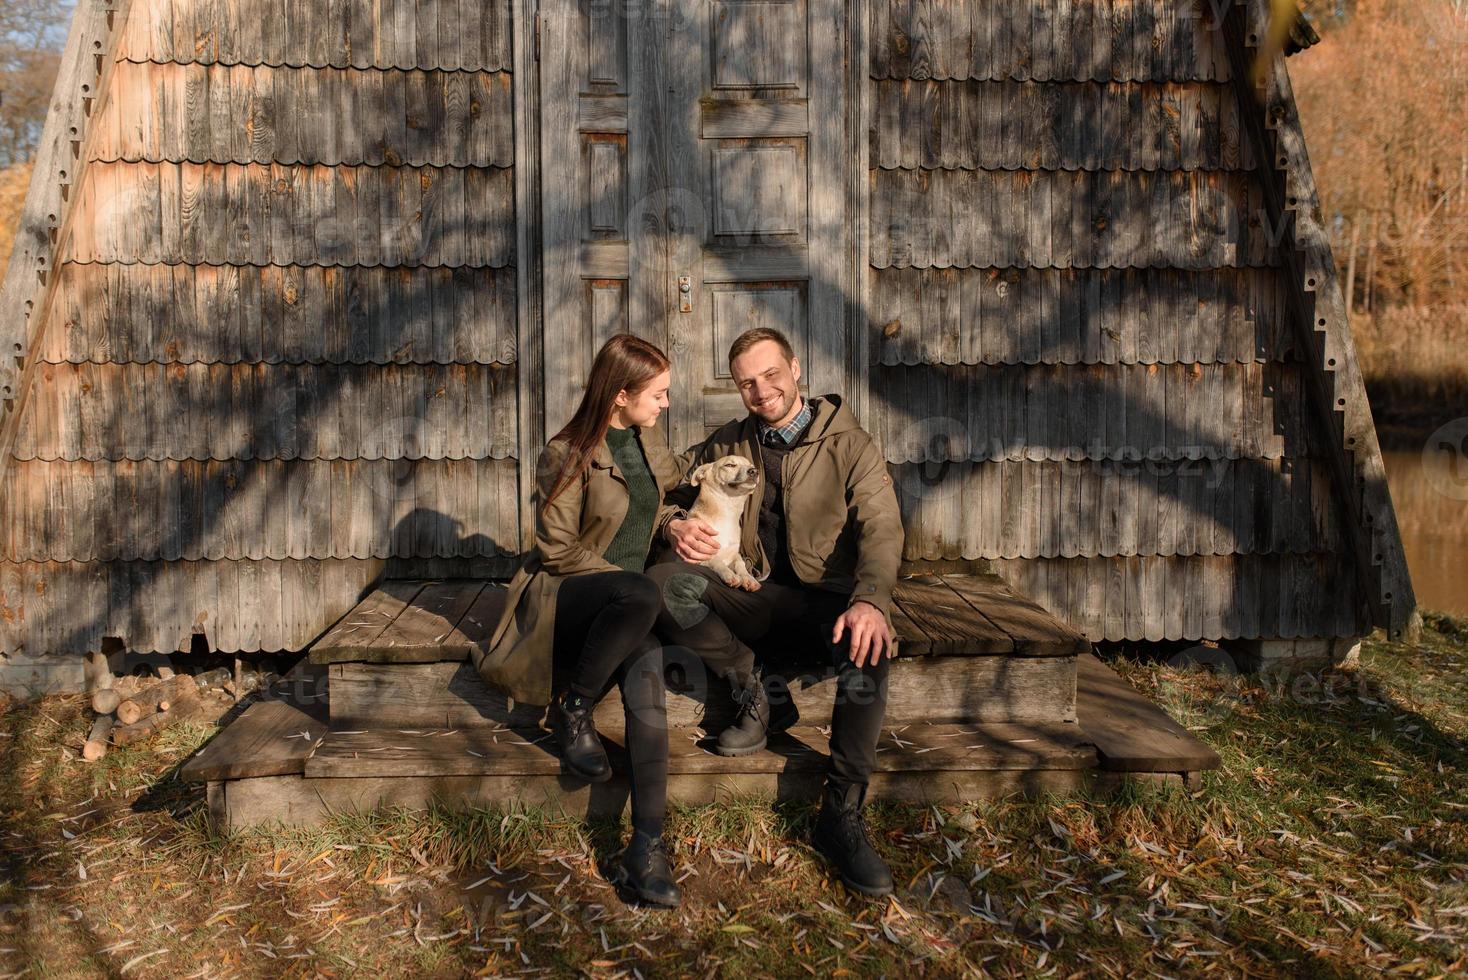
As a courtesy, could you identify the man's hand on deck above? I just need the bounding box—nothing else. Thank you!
[833,600,896,669]
[667,517,720,562]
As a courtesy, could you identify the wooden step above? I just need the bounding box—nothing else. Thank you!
[326,652,1078,730]
[179,666,329,828]
[215,762,1138,834]
[214,721,1104,832]
[312,573,1092,730]
[181,698,326,783]
[182,575,1140,832]
[307,573,1093,666]
[1075,652,1222,772]
[309,579,506,665]
[183,654,1222,832]
[303,721,1097,779]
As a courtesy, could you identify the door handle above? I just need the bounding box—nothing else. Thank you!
[678,275,692,313]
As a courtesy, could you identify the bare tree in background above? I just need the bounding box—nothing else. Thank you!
[1294,0,1468,311]
[0,0,73,166]
[1294,0,1468,424]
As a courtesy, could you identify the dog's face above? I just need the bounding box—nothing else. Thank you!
[690,455,759,497]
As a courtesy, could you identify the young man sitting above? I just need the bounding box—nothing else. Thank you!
[646,327,905,897]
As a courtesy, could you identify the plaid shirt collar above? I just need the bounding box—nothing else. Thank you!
[757,396,813,447]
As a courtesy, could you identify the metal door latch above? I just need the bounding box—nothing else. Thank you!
[678,275,692,313]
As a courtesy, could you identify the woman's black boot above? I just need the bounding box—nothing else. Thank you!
[549,690,611,783]
[615,829,682,908]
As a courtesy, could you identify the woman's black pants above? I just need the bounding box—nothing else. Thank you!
[551,570,669,839]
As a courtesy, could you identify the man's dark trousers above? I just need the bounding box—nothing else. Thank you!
[644,560,889,789]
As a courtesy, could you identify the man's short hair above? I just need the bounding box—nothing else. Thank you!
[728,327,795,366]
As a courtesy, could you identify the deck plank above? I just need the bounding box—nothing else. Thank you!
[885,595,934,656]
[454,583,510,647]
[943,574,1092,656]
[1075,652,1222,772]
[378,579,488,651]
[180,698,328,782]
[309,579,428,662]
[894,576,1015,654]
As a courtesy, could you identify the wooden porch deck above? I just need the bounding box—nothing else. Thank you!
[182,576,1221,831]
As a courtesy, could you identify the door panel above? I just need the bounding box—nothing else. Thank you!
[540,0,850,451]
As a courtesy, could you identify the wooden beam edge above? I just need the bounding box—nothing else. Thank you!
[1223,1,1416,639]
[1075,652,1223,773]
[0,0,133,485]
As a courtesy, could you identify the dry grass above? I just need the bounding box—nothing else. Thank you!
[1,617,1465,978]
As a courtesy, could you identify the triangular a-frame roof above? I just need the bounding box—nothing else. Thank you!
[0,0,1413,690]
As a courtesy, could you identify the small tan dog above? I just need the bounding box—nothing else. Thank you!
[687,454,763,591]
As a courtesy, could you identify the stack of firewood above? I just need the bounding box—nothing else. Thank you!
[81,661,279,761]
[83,674,206,760]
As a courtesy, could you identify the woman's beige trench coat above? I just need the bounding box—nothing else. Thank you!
[470,426,688,705]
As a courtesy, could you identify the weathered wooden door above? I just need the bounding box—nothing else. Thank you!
[539,0,852,453]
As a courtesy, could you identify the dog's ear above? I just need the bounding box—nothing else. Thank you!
[689,462,714,486]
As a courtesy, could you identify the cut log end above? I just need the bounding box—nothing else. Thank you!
[82,714,113,762]
[90,689,122,716]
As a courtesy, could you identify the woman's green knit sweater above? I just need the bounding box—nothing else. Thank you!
[601,425,659,572]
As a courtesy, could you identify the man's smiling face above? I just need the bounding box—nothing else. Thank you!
[730,338,802,426]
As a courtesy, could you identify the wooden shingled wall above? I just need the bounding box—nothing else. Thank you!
[0,0,524,662]
[1,0,1408,677]
[866,0,1367,642]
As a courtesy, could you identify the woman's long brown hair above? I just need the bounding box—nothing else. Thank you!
[540,333,671,513]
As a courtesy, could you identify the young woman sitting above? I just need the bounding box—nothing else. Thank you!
[474,333,688,908]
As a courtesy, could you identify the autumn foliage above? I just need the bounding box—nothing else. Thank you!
[1293,0,1468,428]
[0,161,33,270]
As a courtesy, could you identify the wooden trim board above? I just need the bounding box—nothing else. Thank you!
[0,0,131,481]
[1221,4,1414,637]
[513,0,544,551]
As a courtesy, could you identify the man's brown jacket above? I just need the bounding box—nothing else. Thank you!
[661,392,904,620]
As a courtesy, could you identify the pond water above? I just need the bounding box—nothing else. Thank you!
[1382,440,1468,618]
